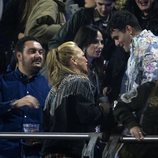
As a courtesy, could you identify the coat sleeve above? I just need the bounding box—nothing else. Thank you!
[24,0,65,47]
[48,7,94,49]
[114,81,155,130]
[0,78,15,116]
[73,79,103,125]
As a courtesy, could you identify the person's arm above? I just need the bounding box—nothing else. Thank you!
[75,94,103,125]
[141,43,158,84]
[25,0,66,46]
[48,7,94,49]
[0,99,15,116]
[114,81,155,139]
[73,78,109,126]
[0,94,39,116]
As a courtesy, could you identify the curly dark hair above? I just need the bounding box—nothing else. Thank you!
[108,10,141,33]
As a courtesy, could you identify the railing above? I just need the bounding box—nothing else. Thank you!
[0,132,102,158]
[0,132,158,158]
[120,135,158,143]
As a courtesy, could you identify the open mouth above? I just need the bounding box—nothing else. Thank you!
[34,62,41,64]
[33,60,42,65]
[96,50,102,56]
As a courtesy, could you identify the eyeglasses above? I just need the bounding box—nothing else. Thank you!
[27,48,45,55]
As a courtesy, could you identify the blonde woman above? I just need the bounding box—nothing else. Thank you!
[42,41,107,158]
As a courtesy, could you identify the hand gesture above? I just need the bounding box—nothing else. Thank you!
[12,95,39,109]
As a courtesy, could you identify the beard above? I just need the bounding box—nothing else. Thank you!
[21,60,43,76]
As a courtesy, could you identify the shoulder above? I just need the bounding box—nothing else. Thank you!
[65,74,90,84]
[35,75,50,88]
[60,74,91,89]
[58,74,94,97]
[0,71,16,81]
[72,7,94,18]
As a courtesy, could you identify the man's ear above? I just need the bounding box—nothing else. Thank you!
[126,25,133,35]
[16,52,22,61]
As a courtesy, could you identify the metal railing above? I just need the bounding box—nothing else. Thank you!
[0,132,102,158]
[120,135,158,143]
[0,132,158,158]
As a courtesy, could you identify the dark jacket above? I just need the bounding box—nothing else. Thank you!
[42,74,105,157]
[114,81,156,131]
[48,7,94,49]
[114,81,158,158]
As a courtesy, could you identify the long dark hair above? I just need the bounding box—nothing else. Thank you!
[74,25,106,91]
[74,25,102,50]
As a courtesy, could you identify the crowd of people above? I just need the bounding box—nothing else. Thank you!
[0,0,158,158]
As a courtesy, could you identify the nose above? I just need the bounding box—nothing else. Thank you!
[34,51,41,56]
[34,51,43,59]
[102,5,106,10]
[84,56,88,62]
[114,40,120,46]
[98,41,104,49]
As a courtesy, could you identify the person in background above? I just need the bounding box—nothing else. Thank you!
[24,0,66,51]
[108,9,158,139]
[48,0,115,49]
[0,0,39,74]
[114,0,127,10]
[42,41,109,158]
[0,36,50,158]
[65,0,85,20]
[65,0,96,20]
[124,0,158,35]
[24,0,66,79]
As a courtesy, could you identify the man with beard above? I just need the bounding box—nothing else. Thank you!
[0,36,50,158]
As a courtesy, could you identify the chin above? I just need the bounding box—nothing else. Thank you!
[123,46,130,53]
[32,67,41,73]
[81,69,88,75]
[96,54,101,58]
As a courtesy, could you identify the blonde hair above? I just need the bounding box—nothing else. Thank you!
[47,41,80,88]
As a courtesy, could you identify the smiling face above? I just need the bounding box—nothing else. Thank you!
[135,0,154,15]
[17,41,45,75]
[111,28,132,52]
[86,31,104,58]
